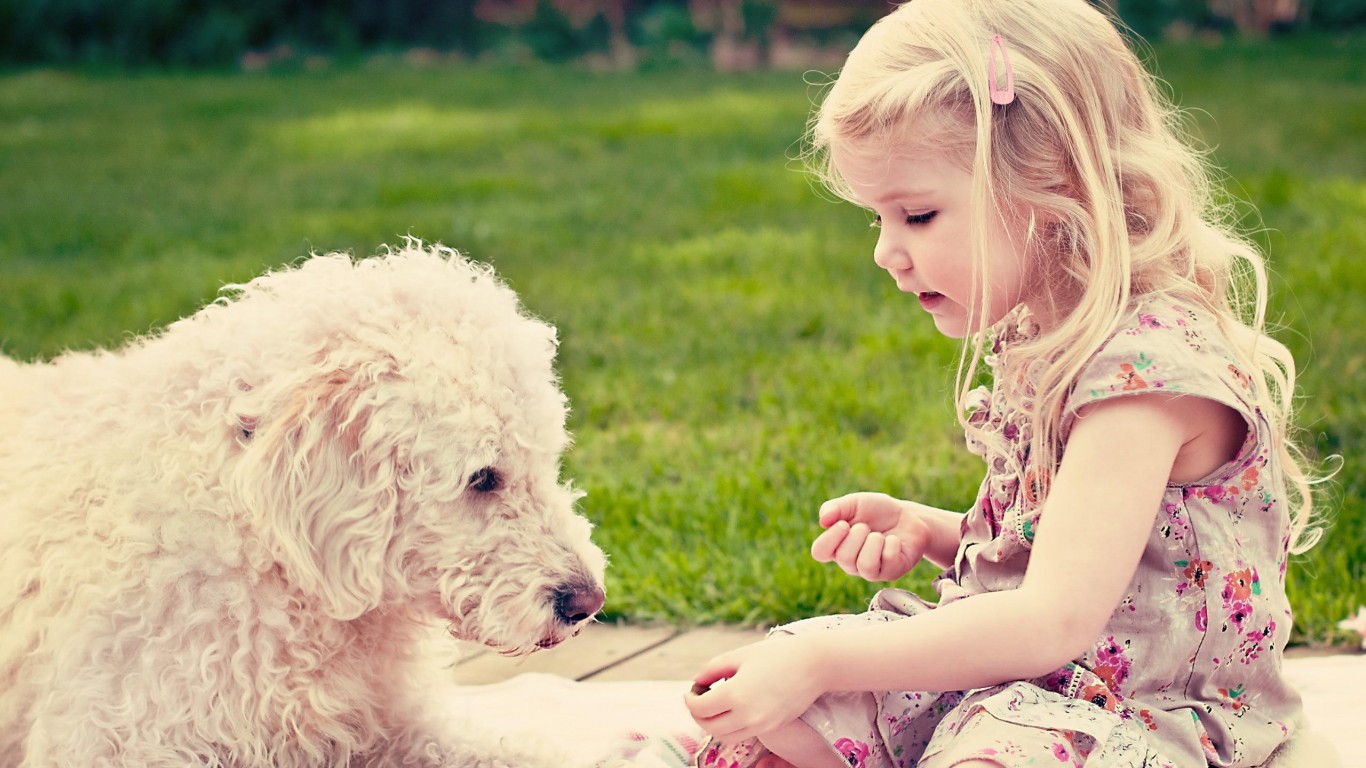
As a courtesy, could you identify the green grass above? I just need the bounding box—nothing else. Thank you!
[1,34,1362,646]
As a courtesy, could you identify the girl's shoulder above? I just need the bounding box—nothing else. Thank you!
[1065,294,1257,417]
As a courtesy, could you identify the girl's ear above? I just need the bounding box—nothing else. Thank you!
[233,367,399,621]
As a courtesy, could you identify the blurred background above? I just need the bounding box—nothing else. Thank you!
[1,0,1364,70]
[1,1,1363,647]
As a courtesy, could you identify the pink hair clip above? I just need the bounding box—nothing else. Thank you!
[989,34,1016,106]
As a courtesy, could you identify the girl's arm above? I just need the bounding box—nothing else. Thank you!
[816,393,1185,687]
[689,392,1229,744]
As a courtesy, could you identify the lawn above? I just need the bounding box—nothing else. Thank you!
[1,34,1362,646]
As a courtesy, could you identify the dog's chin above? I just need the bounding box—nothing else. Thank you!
[445,621,583,656]
[533,627,574,650]
[538,619,594,649]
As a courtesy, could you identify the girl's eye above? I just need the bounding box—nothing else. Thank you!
[868,212,936,228]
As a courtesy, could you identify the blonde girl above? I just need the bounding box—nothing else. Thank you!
[683,0,1320,766]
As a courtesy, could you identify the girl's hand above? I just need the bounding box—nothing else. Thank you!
[683,637,826,745]
[811,492,930,581]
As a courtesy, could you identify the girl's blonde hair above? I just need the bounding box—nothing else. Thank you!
[806,0,1320,551]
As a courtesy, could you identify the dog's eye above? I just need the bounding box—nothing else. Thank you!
[468,467,501,493]
[237,416,257,441]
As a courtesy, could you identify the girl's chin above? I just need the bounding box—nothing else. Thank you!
[931,321,970,339]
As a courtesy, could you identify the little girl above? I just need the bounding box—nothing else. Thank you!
[683,1,1320,767]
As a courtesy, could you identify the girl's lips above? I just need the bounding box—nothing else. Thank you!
[918,291,945,311]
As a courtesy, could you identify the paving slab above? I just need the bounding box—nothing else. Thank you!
[588,625,768,681]
[451,623,678,684]
[1280,653,1364,764]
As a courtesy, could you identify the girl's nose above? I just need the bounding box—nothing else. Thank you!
[873,228,911,272]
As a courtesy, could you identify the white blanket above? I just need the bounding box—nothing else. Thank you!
[446,655,1363,766]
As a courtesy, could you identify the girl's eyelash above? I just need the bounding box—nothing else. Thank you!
[869,211,937,228]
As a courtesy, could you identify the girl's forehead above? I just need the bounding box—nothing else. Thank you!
[832,141,969,202]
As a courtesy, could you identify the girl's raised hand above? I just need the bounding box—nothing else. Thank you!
[810,492,929,582]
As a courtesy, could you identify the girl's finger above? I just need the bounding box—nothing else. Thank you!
[834,522,870,574]
[878,534,905,580]
[810,520,849,562]
[817,496,855,528]
[856,531,884,580]
[692,708,762,744]
[684,684,733,720]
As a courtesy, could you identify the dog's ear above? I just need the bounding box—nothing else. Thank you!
[234,366,398,621]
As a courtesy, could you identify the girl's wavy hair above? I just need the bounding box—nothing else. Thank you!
[805,0,1321,552]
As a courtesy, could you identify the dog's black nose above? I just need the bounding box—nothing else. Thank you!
[553,582,605,624]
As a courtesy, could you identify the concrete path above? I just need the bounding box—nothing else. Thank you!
[451,623,1364,764]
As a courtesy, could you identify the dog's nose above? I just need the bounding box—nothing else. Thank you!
[553,582,605,624]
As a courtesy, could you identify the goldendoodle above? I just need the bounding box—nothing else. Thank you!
[0,241,608,767]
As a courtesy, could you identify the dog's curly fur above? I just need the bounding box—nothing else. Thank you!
[0,242,608,767]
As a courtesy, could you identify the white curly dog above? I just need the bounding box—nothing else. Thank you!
[0,242,608,767]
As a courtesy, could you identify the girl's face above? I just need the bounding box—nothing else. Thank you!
[832,141,1039,338]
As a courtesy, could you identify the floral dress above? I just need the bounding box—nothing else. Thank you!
[694,297,1301,768]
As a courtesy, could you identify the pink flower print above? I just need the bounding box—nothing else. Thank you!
[1094,663,1128,695]
[1041,668,1071,693]
[980,497,1001,538]
[1160,502,1192,543]
[1095,636,1124,663]
[1237,618,1277,664]
[1138,709,1159,731]
[1093,636,1132,692]
[1092,634,1125,664]
[1202,484,1228,504]
[699,744,739,768]
[1118,363,1148,390]
[1138,313,1165,330]
[676,733,702,758]
[1199,729,1218,762]
[1219,684,1249,715]
[1195,604,1208,631]
[1079,682,1119,712]
[1225,599,1254,633]
[1228,363,1253,391]
[1236,636,1264,664]
[1023,466,1050,507]
[1177,559,1213,594]
[833,738,871,768]
[1240,466,1260,491]
[1223,568,1260,601]
[886,713,915,738]
[1116,593,1137,615]
[1052,742,1071,761]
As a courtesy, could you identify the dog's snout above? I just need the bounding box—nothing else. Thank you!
[552,582,605,624]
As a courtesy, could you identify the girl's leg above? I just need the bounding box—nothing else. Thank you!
[757,720,848,768]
